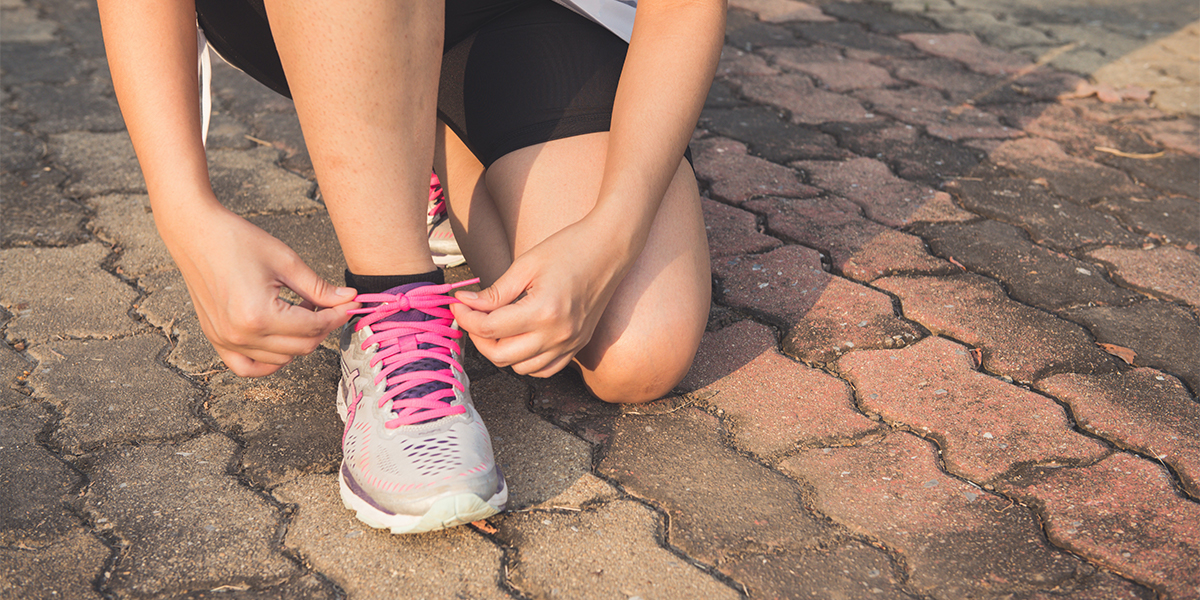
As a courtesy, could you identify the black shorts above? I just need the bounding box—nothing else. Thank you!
[196,0,630,167]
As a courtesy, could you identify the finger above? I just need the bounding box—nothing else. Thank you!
[468,330,548,369]
[277,257,357,309]
[523,354,575,379]
[454,262,531,313]
[452,299,545,342]
[217,349,288,378]
[268,298,357,339]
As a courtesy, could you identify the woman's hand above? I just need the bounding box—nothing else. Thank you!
[450,217,633,377]
[160,202,359,377]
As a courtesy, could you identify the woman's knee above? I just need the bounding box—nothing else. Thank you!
[577,324,704,404]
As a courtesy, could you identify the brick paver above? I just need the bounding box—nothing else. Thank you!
[4,0,1196,595]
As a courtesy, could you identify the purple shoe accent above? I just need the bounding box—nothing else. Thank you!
[342,462,396,516]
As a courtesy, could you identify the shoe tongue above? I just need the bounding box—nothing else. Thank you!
[369,282,454,415]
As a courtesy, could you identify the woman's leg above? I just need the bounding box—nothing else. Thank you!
[262,0,443,276]
[436,125,711,404]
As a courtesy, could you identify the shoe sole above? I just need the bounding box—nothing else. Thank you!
[336,378,505,534]
[338,468,506,534]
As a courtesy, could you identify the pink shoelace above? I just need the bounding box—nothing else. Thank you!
[428,172,447,220]
[348,279,478,427]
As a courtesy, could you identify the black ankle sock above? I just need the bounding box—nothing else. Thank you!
[344,269,444,295]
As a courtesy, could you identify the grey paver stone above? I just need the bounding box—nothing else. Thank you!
[838,336,1108,481]
[728,0,833,23]
[698,105,852,163]
[1133,116,1199,156]
[52,131,146,196]
[17,77,124,134]
[471,372,593,510]
[598,407,835,563]
[0,342,33,409]
[135,271,222,374]
[914,219,1141,310]
[818,1,941,34]
[0,4,57,42]
[740,72,876,124]
[1,169,90,248]
[855,86,1021,140]
[0,243,140,344]
[989,137,1145,203]
[790,21,924,58]
[999,453,1200,600]
[0,528,107,600]
[1088,244,1200,307]
[1018,103,1163,161]
[795,157,974,226]
[874,274,1120,381]
[0,42,76,85]
[27,335,204,454]
[722,541,919,599]
[88,194,174,278]
[0,402,83,547]
[1061,301,1200,393]
[206,349,341,489]
[898,32,1032,75]
[746,195,954,281]
[886,56,995,102]
[701,198,782,258]
[496,500,740,600]
[83,434,299,597]
[1037,369,1200,498]
[714,246,923,365]
[944,177,1145,251]
[763,45,899,92]
[779,432,1087,599]
[724,8,805,49]
[1094,194,1200,247]
[693,137,818,205]
[1,124,46,172]
[274,472,508,600]
[207,147,319,215]
[818,120,981,183]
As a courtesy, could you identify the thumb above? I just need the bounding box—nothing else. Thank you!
[280,261,356,309]
[456,268,529,313]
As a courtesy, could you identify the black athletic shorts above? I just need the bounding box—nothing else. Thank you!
[196,0,632,167]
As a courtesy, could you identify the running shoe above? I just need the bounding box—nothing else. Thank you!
[337,280,506,534]
[427,173,466,267]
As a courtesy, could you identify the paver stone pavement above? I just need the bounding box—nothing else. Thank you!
[4,0,1198,596]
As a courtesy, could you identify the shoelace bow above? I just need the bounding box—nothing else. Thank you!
[348,279,479,427]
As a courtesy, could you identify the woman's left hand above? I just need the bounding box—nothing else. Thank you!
[450,218,634,377]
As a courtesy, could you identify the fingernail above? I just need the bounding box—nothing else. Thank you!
[335,287,356,297]
[458,290,478,300]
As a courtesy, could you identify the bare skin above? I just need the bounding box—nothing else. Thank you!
[98,0,724,402]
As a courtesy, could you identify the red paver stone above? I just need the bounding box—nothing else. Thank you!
[738,72,876,125]
[1020,104,1163,161]
[599,408,835,564]
[838,336,1108,481]
[701,198,782,258]
[1088,245,1200,307]
[999,453,1200,599]
[728,0,833,23]
[714,246,922,364]
[686,325,877,457]
[745,195,954,281]
[779,432,1085,599]
[693,137,818,205]
[794,157,974,226]
[1135,116,1200,156]
[855,87,1021,140]
[1037,369,1200,498]
[874,274,1119,382]
[680,319,778,391]
[989,138,1145,203]
[762,46,898,92]
[898,32,1032,76]
[817,120,980,183]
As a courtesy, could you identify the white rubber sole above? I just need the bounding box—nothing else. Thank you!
[338,468,507,534]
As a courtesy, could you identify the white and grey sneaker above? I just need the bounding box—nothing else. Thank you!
[337,280,506,534]
[427,172,466,268]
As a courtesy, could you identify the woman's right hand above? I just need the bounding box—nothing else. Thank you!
[158,201,359,377]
